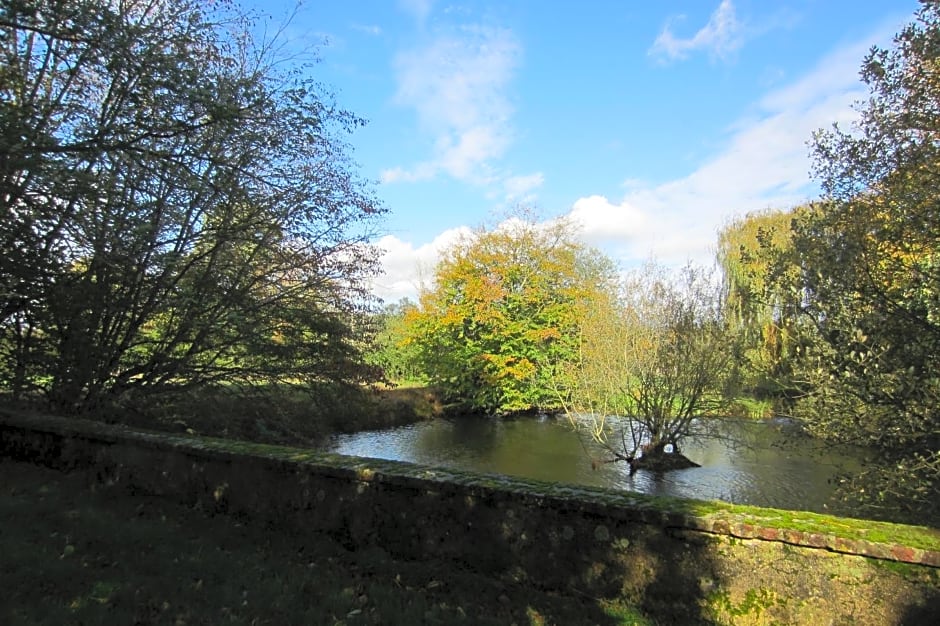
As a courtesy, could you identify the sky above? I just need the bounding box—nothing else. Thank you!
[242,0,919,302]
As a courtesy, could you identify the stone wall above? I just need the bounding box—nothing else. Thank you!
[1,409,938,625]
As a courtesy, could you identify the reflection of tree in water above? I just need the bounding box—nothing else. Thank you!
[405,416,500,469]
[587,416,741,468]
[410,415,605,485]
[489,417,597,483]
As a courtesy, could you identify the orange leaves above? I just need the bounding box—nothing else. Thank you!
[479,353,536,382]
[403,213,620,412]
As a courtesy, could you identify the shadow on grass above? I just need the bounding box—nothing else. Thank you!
[0,458,646,625]
[8,406,934,625]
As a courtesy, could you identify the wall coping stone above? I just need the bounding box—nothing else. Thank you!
[2,407,938,568]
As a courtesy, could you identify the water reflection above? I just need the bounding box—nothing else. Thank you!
[325,415,871,516]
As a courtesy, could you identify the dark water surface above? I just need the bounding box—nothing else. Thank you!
[325,415,873,517]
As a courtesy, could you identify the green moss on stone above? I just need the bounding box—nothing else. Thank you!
[708,587,779,620]
[869,556,940,584]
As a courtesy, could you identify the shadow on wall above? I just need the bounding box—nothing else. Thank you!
[0,409,937,626]
[91,447,940,625]
[289,475,728,625]
[901,597,940,626]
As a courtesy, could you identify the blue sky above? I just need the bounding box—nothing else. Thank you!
[244,0,917,302]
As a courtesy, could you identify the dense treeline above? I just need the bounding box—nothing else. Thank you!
[0,0,384,416]
[719,2,939,518]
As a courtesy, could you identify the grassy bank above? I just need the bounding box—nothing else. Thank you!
[722,396,776,420]
[133,383,447,445]
[0,458,651,625]
[0,382,447,450]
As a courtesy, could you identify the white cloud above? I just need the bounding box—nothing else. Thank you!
[369,227,471,302]
[374,29,890,300]
[503,172,544,201]
[398,0,434,25]
[387,24,521,184]
[569,195,649,244]
[757,38,874,116]
[380,163,436,184]
[352,23,382,36]
[568,34,883,269]
[650,0,743,63]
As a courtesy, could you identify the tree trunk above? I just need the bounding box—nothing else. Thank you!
[629,439,701,473]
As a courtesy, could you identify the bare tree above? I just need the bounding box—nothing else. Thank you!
[563,263,734,472]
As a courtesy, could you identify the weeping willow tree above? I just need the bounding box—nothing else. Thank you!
[717,208,807,400]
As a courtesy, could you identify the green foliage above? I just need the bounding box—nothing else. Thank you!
[717,208,808,399]
[367,299,425,383]
[0,0,384,413]
[793,2,940,519]
[406,212,618,414]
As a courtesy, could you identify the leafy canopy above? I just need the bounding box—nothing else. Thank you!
[407,213,618,414]
[793,0,940,518]
[0,0,384,413]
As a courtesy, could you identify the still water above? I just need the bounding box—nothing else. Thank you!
[325,415,873,517]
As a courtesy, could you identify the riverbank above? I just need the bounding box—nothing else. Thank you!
[0,458,649,625]
[0,384,780,452]
[1,383,447,449]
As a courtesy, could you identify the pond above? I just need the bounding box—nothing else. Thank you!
[325,414,874,517]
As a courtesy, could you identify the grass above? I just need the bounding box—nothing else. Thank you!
[0,458,653,626]
[90,382,447,449]
[723,396,776,420]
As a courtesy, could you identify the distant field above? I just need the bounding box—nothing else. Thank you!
[0,459,650,625]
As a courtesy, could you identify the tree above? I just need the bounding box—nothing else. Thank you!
[367,299,425,383]
[717,208,807,401]
[406,212,618,414]
[793,1,940,519]
[564,263,734,472]
[0,0,384,413]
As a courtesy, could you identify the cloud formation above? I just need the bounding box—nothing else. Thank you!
[570,38,877,269]
[382,24,521,185]
[371,24,890,302]
[502,172,544,202]
[569,195,649,243]
[398,0,434,25]
[352,23,382,36]
[650,0,743,63]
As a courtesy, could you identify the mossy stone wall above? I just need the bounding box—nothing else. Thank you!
[1,409,938,625]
